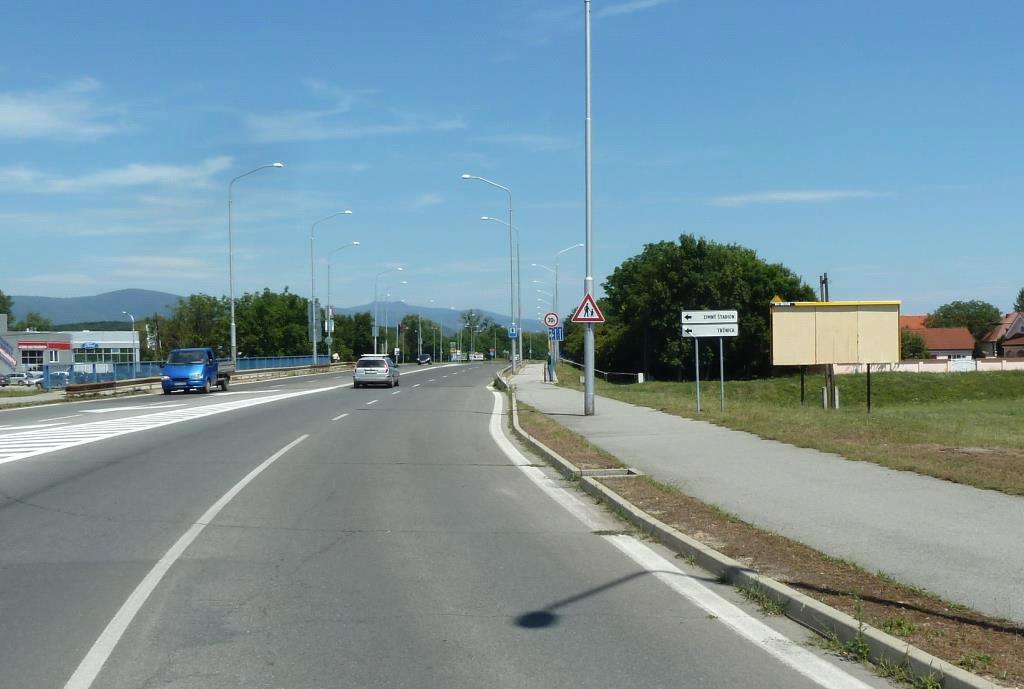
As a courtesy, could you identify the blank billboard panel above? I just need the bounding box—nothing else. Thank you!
[771,301,900,366]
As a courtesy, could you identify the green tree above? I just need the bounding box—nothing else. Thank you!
[900,329,928,359]
[925,300,1000,356]
[15,311,54,331]
[587,234,815,380]
[1014,287,1024,313]
[235,287,309,357]
[332,312,373,361]
[162,294,230,353]
[0,289,13,317]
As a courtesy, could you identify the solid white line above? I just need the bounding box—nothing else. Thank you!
[331,412,349,421]
[0,422,70,432]
[484,389,871,689]
[62,435,308,689]
[603,536,873,689]
[366,400,378,406]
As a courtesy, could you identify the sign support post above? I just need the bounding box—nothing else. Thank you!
[719,337,725,411]
[694,340,701,413]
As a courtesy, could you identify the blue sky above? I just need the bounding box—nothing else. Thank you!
[3,0,1022,323]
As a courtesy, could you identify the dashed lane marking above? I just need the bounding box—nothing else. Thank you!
[331,412,349,421]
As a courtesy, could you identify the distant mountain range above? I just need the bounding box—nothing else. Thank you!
[7,290,545,332]
[9,289,182,324]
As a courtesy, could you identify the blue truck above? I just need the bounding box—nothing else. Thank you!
[160,347,234,394]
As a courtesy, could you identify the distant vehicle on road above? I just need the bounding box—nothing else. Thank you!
[160,347,234,394]
[353,354,399,388]
[416,353,432,365]
[0,373,9,387]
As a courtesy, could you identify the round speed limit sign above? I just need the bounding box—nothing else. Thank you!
[543,312,560,328]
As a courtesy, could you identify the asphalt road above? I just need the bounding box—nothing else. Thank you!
[0,364,887,689]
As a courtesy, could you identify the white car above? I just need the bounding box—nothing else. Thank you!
[8,372,41,387]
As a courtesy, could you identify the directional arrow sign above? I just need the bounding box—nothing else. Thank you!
[681,310,738,324]
[682,323,739,338]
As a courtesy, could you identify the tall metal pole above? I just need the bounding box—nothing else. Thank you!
[463,176,517,372]
[515,221,522,366]
[309,211,352,367]
[583,0,596,415]
[227,163,284,368]
[327,242,360,361]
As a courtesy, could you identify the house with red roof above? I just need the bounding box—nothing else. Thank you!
[1003,335,1024,358]
[901,315,975,360]
[981,312,1024,357]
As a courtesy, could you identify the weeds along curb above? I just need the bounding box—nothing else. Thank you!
[579,479,996,689]
[497,378,998,689]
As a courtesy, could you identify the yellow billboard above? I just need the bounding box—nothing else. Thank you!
[771,301,901,365]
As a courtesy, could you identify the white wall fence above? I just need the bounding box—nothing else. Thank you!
[836,358,1024,375]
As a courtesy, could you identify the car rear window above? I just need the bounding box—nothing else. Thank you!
[357,359,387,368]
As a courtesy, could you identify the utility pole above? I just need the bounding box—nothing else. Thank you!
[819,272,836,409]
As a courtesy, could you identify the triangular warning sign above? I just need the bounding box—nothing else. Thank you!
[571,294,605,323]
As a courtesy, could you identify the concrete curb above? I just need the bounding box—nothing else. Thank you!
[501,377,997,689]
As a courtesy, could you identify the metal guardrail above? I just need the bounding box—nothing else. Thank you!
[558,357,643,384]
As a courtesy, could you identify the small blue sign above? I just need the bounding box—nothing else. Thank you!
[81,342,98,349]
[548,326,564,342]
[508,325,518,338]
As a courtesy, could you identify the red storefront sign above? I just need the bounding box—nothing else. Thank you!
[18,341,71,350]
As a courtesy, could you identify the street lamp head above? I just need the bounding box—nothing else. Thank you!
[271,162,285,168]
[461,174,473,180]
[341,210,353,214]
[352,241,360,246]
[396,267,404,271]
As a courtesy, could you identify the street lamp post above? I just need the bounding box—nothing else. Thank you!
[309,211,352,367]
[373,267,403,354]
[583,0,596,415]
[228,162,284,367]
[121,310,137,376]
[535,242,584,372]
[463,176,520,372]
[326,241,360,360]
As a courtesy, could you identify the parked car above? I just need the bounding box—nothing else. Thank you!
[416,353,432,365]
[0,373,9,387]
[353,354,399,388]
[7,372,40,387]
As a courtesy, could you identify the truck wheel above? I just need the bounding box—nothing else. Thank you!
[201,379,211,394]
[220,378,229,391]
[163,388,172,395]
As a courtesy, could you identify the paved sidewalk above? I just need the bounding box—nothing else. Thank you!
[512,364,1024,624]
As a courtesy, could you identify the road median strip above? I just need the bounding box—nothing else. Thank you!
[498,373,1014,689]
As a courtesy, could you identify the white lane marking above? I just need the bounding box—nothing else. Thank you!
[442,375,449,378]
[63,435,308,689]
[604,536,873,689]
[45,414,82,422]
[428,379,436,382]
[331,412,349,421]
[0,385,343,466]
[484,390,871,689]
[208,390,265,395]
[412,384,421,388]
[391,391,401,395]
[82,404,185,414]
[0,422,71,432]
[366,400,379,406]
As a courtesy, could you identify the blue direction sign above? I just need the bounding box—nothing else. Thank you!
[548,326,564,341]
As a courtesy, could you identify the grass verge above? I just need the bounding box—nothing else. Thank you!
[519,392,1024,687]
[556,363,1024,496]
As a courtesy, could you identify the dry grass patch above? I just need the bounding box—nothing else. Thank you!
[514,401,623,471]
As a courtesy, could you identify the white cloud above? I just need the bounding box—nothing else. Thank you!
[596,0,673,18]
[244,81,464,143]
[0,78,119,140]
[413,193,445,208]
[477,133,573,152]
[106,255,217,281]
[1,156,234,194]
[710,190,885,207]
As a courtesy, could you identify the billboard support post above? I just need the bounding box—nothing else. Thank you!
[719,337,725,411]
[694,340,701,414]
[867,363,872,413]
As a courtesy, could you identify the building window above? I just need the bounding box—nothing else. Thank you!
[49,349,60,363]
[73,347,135,364]
[21,350,43,366]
